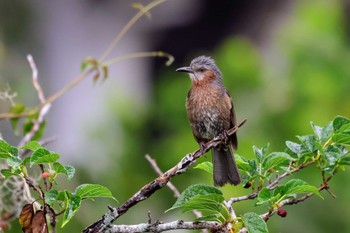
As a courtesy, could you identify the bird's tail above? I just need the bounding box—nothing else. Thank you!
[212,146,241,186]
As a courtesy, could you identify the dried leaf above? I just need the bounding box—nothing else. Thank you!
[19,204,34,233]
[31,210,48,233]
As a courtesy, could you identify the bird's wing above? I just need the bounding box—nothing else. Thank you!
[224,91,238,150]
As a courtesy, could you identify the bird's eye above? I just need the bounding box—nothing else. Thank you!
[199,68,205,72]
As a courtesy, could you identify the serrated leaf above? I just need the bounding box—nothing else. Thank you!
[320,122,333,143]
[253,144,269,163]
[194,162,213,175]
[1,169,20,178]
[0,140,12,159]
[21,141,42,151]
[262,152,295,171]
[182,194,224,214]
[235,154,251,172]
[62,194,81,227]
[64,165,75,180]
[45,189,59,205]
[339,156,350,166]
[286,141,301,154]
[333,116,350,133]
[75,184,116,201]
[53,162,66,173]
[30,148,59,165]
[242,212,269,233]
[332,132,350,145]
[21,157,31,166]
[297,135,318,152]
[9,146,18,157]
[311,122,322,140]
[7,156,22,168]
[166,184,222,212]
[256,188,271,206]
[195,214,222,222]
[283,179,322,198]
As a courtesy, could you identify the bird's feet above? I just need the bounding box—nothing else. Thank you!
[199,142,206,155]
[220,130,230,145]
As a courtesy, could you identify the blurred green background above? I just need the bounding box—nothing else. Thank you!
[1,0,350,232]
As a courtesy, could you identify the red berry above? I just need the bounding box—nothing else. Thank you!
[277,209,287,217]
[42,172,50,179]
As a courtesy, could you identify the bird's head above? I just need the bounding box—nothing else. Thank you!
[176,56,222,83]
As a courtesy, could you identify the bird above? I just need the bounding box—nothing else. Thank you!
[176,56,241,186]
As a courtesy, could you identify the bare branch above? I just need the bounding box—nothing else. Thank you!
[145,154,180,198]
[17,103,51,148]
[105,220,222,233]
[27,54,45,104]
[82,120,247,233]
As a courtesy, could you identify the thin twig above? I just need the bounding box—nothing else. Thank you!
[145,154,181,198]
[27,54,45,104]
[98,0,168,62]
[82,120,247,233]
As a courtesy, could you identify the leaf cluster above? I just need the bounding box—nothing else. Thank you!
[0,140,116,229]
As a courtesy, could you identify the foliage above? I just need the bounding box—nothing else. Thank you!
[0,139,116,230]
[167,116,350,232]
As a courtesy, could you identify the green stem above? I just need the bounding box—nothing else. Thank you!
[98,0,168,62]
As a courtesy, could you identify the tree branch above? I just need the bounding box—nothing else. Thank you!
[82,120,247,233]
[104,220,222,233]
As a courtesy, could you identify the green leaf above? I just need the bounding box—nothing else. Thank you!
[256,188,273,206]
[332,132,350,145]
[235,154,251,172]
[166,184,222,212]
[62,194,81,227]
[7,156,22,168]
[53,162,66,173]
[194,162,213,174]
[52,163,75,180]
[182,194,224,214]
[253,144,269,163]
[242,212,269,233]
[45,189,59,205]
[297,135,318,153]
[1,169,21,178]
[20,141,42,151]
[21,157,31,166]
[0,140,12,159]
[286,141,301,154]
[310,121,333,142]
[262,152,295,171]
[30,148,59,165]
[283,179,322,198]
[333,116,350,133]
[75,184,116,201]
[195,214,222,222]
[64,165,75,180]
[339,156,350,166]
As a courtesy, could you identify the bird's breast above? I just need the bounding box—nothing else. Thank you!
[186,86,231,141]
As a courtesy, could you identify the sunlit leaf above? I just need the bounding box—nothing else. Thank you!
[166,184,222,212]
[242,212,269,233]
[62,194,81,227]
[75,184,116,201]
[194,161,213,175]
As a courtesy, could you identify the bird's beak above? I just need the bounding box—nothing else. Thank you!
[176,66,193,73]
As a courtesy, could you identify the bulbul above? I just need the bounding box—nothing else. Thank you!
[176,56,241,186]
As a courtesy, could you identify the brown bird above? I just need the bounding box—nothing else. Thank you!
[176,56,241,186]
